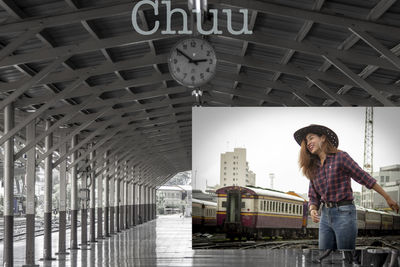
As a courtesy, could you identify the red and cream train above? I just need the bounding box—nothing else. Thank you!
[192,186,400,239]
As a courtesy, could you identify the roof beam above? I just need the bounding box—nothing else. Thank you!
[305,0,397,98]
[323,56,395,106]
[217,53,400,97]
[211,0,400,37]
[349,27,400,70]
[0,30,173,68]
[0,76,87,147]
[3,52,169,94]
[232,10,258,90]
[0,27,42,62]
[0,55,69,111]
[0,0,25,19]
[0,1,184,34]
[218,32,398,72]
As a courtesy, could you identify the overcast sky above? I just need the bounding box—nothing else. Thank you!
[192,107,400,194]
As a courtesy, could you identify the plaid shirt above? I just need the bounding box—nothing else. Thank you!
[308,151,376,208]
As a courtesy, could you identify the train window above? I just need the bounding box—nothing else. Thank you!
[300,206,303,214]
[285,203,288,213]
[241,202,245,208]
[222,201,227,208]
[264,201,267,211]
[260,201,263,210]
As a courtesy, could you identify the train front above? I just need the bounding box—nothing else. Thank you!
[216,186,254,237]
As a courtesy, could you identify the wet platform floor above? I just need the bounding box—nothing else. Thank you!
[0,214,397,266]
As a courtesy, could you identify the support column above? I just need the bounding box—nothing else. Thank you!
[104,152,110,237]
[81,159,88,247]
[144,185,148,222]
[120,177,125,231]
[70,135,79,249]
[97,153,104,239]
[90,150,96,243]
[148,186,152,221]
[153,188,157,220]
[115,161,120,232]
[125,179,130,229]
[149,187,153,221]
[56,130,68,256]
[3,103,14,267]
[138,184,142,224]
[23,120,39,267]
[133,182,137,226]
[109,159,115,235]
[154,188,157,219]
[41,120,56,261]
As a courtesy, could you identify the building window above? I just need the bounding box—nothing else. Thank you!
[224,172,226,175]
[224,161,227,164]
[381,176,384,183]
[386,176,390,182]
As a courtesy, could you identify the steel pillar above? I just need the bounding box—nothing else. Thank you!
[97,153,104,239]
[23,121,39,267]
[56,130,69,256]
[81,158,88,247]
[70,135,79,249]
[109,159,115,235]
[104,152,110,237]
[90,150,96,242]
[3,103,14,267]
[41,120,56,261]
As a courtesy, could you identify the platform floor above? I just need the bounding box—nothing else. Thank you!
[0,214,367,266]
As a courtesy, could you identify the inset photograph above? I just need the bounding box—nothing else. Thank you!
[192,107,400,255]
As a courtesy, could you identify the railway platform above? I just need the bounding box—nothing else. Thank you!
[2,214,399,266]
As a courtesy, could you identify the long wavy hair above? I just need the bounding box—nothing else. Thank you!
[298,134,339,180]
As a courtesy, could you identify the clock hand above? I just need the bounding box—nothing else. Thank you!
[176,48,195,63]
[176,49,200,65]
[192,59,208,63]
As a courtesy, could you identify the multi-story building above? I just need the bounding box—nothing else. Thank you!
[220,148,256,187]
[361,165,400,209]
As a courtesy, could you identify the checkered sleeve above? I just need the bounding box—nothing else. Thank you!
[308,181,321,208]
[341,151,377,189]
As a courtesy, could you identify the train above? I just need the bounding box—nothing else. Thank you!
[193,186,400,239]
[192,198,217,233]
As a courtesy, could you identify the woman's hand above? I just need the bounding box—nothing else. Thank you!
[386,197,399,213]
[310,209,320,223]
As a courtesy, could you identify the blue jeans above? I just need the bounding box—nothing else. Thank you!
[319,204,357,250]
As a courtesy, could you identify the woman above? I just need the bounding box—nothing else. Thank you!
[293,124,399,250]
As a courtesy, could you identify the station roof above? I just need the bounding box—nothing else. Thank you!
[0,0,399,187]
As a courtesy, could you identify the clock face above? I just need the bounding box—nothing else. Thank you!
[168,38,217,88]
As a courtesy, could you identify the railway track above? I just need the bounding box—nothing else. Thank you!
[193,235,400,250]
[0,218,79,242]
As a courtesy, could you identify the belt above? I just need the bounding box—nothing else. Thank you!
[323,200,353,208]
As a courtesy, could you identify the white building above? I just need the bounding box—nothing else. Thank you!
[362,165,400,209]
[157,185,191,215]
[220,148,256,187]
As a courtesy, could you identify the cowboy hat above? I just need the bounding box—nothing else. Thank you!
[293,124,339,147]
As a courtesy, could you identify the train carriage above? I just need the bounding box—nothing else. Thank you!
[216,186,305,238]
[379,210,393,231]
[365,208,382,234]
[192,198,217,233]
[391,212,400,231]
[356,205,366,233]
